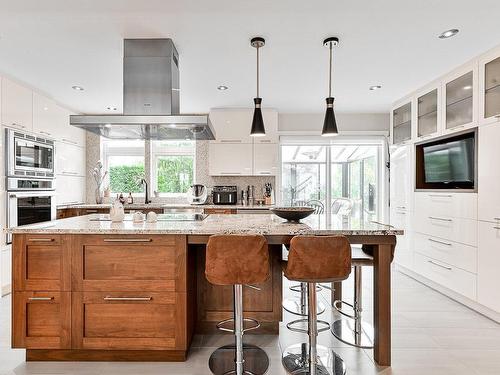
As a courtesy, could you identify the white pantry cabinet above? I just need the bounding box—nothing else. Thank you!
[477,221,500,312]
[56,175,86,206]
[390,144,412,211]
[478,123,500,223]
[391,208,413,270]
[1,77,33,132]
[479,46,500,126]
[209,143,253,176]
[253,143,279,176]
[32,92,61,138]
[56,141,86,177]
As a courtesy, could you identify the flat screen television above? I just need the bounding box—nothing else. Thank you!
[416,132,475,189]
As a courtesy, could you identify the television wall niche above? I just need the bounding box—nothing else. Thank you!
[415,130,476,190]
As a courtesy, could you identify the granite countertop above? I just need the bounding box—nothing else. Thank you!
[8,213,403,236]
[56,203,273,210]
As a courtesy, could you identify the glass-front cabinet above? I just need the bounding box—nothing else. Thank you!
[417,88,439,137]
[444,70,474,130]
[483,55,500,122]
[392,102,412,144]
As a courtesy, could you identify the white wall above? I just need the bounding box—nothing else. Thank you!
[278,112,390,133]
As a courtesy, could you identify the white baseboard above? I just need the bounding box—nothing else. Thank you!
[1,284,11,297]
[396,264,500,324]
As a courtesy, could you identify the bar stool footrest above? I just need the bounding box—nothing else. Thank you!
[216,318,261,334]
[333,299,357,320]
[286,318,330,334]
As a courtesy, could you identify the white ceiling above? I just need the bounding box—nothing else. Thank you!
[0,0,499,115]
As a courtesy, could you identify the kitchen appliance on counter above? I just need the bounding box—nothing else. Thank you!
[6,129,57,243]
[212,186,238,205]
[187,184,208,205]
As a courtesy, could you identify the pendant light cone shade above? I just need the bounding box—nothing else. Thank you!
[251,97,266,136]
[250,37,266,136]
[322,97,338,136]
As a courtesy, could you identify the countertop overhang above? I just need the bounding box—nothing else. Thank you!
[7,214,403,236]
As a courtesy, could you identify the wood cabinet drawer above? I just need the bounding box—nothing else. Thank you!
[415,192,477,220]
[204,208,237,214]
[13,235,71,291]
[414,211,477,246]
[73,235,186,291]
[414,232,477,273]
[72,291,186,350]
[414,252,477,300]
[12,291,71,349]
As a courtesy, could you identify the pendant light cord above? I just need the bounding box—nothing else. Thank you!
[328,41,333,98]
[256,45,260,98]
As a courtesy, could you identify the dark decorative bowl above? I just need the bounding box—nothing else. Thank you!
[270,207,315,222]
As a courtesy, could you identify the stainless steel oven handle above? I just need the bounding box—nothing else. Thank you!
[62,138,78,145]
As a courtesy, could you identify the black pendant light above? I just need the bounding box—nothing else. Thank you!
[250,37,266,136]
[322,37,339,137]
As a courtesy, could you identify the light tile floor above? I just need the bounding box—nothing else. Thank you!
[0,269,499,374]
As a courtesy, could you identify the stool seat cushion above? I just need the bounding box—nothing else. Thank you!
[284,235,352,283]
[206,234,270,286]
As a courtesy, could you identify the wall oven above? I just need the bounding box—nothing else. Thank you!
[6,129,55,178]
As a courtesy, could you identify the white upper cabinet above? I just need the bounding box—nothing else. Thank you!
[1,77,33,132]
[479,46,500,126]
[478,123,500,223]
[56,106,86,147]
[253,143,279,176]
[209,108,278,144]
[56,141,86,177]
[416,84,441,140]
[209,143,253,176]
[390,100,412,145]
[442,64,477,133]
[33,92,60,139]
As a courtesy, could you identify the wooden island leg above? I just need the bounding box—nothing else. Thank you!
[373,243,392,366]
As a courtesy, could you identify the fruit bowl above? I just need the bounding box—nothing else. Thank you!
[270,207,315,222]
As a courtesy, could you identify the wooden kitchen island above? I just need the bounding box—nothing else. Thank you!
[9,213,402,366]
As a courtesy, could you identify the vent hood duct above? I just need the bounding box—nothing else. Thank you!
[70,39,215,140]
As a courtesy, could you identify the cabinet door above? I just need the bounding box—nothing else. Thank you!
[209,143,253,176]
[56,141,86,176]
[1,77,33,131]
[253,109,279,144]
[56,175,85,206]
[478,124,500,223]
[391,102,412,144]
[479,48,500,125]
[477,222,500,312]
[443,68,476,132]
[12,235,70,291]
[33,92,59,138]
[12,291,71,349]
[56,106,86,147]
[417,87,440,138]
[72,235,185,291]
[253,143,278,176]
[1,246,12,296]
[209,109,254,143]
[72,291,185,350]
[391,208,413,270]
[390,145,412,210]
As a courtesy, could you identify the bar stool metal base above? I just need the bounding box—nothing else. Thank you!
[282,343,346,375]
[209,344,269,375]
[283,297,326,316]
[331,319,374,349]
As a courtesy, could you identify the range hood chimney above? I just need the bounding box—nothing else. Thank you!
[70,39,215,140]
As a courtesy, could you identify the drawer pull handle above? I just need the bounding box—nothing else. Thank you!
[396,206,406,209]
[86,210,99,213]
[62,138,78,145]
[220,172,242,175]
[220,139,243,143]
[428,216,453,222]
[244,284,261,291]
[428,260,452,271]
[428,194,452,198]
[103,238,153,243]
[493,226,500,230]
[494,218,500,221]
[428,238,452,246]
[28,238,54,242]
[104,296,152,301]
[28,297,54,301]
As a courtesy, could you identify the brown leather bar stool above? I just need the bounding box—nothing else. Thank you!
[206,234,271,375]
[282,236,352,375]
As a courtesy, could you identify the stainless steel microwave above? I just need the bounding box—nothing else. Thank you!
[6,129,55,178]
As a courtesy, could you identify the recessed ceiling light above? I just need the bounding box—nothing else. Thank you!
[72,85,84,91]
[43,107,49,111]
[438,29,459,39]
[463,85,472,90]
[217,85,229,91]
[369,85,382,91]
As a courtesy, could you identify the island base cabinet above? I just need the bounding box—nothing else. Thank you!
[12,292,71,349]
[71,292,187,351]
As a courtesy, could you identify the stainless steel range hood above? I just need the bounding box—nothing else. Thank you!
[70,39,215,140]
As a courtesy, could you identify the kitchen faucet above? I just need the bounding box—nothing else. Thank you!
[141,178,151,204]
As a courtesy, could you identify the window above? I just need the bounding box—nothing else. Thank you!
[102,140,145,194]
[152,140,195,195]
[281,137,384,221]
